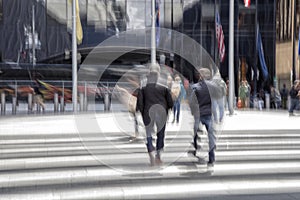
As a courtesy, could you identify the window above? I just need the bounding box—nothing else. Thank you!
[47,0,68,26]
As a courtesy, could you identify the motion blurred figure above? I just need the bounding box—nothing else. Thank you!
[136,65,173,166]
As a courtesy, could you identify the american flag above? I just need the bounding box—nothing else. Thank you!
[244,0,251,7]
[155,0,160,46]
[216,11,225,63]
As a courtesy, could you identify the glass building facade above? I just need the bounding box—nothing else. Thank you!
[0,0,280,96]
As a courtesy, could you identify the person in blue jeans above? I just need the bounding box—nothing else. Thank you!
[189,68,216,167]
[136,66,173,166]
[211,72,226,124]
[172,74,186,124]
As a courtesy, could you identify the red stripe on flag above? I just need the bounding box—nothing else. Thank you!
[216,11,225,62]
[244,0,250,7]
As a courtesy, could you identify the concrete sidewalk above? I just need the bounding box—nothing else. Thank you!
[1,107,299,136]
[221,109,300,131]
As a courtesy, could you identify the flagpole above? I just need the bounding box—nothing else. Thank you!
[292,0,296,83]
[228,0,234,115]
[72,0,78,113]
[253,0,258,100]
[151,0,156,66]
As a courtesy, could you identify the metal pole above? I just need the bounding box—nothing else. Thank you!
[292,0,296,83]
[171,0,174,69]
[229,0,234,115]
[1,92,5,115]
[32,5,36,66]
[151,0,156,65]
[72,0,78,113]
[254,0,258,100]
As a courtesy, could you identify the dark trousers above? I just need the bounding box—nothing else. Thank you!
[145,112,167,152]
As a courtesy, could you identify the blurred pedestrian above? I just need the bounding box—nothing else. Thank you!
[225,78,229,110]
[171,74,186,124]
[33,79,45,112]
[113,85,140,140]
[211,72,226,124]
[280,83,288,109]
[189,68,216,167]
[136,65,173,166]
[289,80,300,116]
[238,80,250,108]
[270,85,281,109]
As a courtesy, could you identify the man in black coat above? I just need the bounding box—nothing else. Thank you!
[189,68,217,167]
[136,68,174,166]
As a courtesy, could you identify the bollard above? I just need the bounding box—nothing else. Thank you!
[12,96,17,115]
[253,97,258,110]
[28,93,33,112]
[104,93,111,111]
[84,94,88,111]
[265,93,270,110]
[1,92,6,115]
[60,96,65,112]
[287,96,291,111]
[36,101,41,113]
[80,93,84,111]
[54,93,59,112]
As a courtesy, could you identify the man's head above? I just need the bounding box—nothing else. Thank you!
[174,74,181,82]
[199,68,212,81]
[149,63,161,74]
[147,71,159,84]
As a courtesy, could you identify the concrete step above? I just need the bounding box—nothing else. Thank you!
[2,149,300,171]
[1,160,300,189]
[1,172,300,200]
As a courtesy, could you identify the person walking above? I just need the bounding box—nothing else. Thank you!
[136,65,173,166]
[211,72,226,124]
[33,79,46,112]
[189,68,216,167]
[280,83,289,109]
[238,80,250,108]
[171,74,186,124]
[289,80,300,116]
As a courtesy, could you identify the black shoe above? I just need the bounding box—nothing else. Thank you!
[190,142,201,151]
[207,161,215,167]
[198,158,207,164]
[188,150,197,157]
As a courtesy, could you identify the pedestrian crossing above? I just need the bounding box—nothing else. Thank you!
[1,112,300,199]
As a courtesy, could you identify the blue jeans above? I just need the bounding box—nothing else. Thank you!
[289,98,300,113]
[193,115,216,163]
[173,100,181,123]
[145,112,167,152]
[212,97,225,123]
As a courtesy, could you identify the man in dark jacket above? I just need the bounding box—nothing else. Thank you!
[136,68,174,166]
[189,68,216,167]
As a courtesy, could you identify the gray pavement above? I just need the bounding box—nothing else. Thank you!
[1,106,300,199]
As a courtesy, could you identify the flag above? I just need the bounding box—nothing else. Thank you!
[244,0,251,7]
[215,11,225,63]
[256,24,269,81]
[68,0,83,45]
[155,0,160,46]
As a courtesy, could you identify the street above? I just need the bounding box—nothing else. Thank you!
[1,108,300,199]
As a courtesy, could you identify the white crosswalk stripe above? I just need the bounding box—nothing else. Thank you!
[1,110,300,199]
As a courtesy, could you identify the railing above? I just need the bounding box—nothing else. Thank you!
[0,80,124,115]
